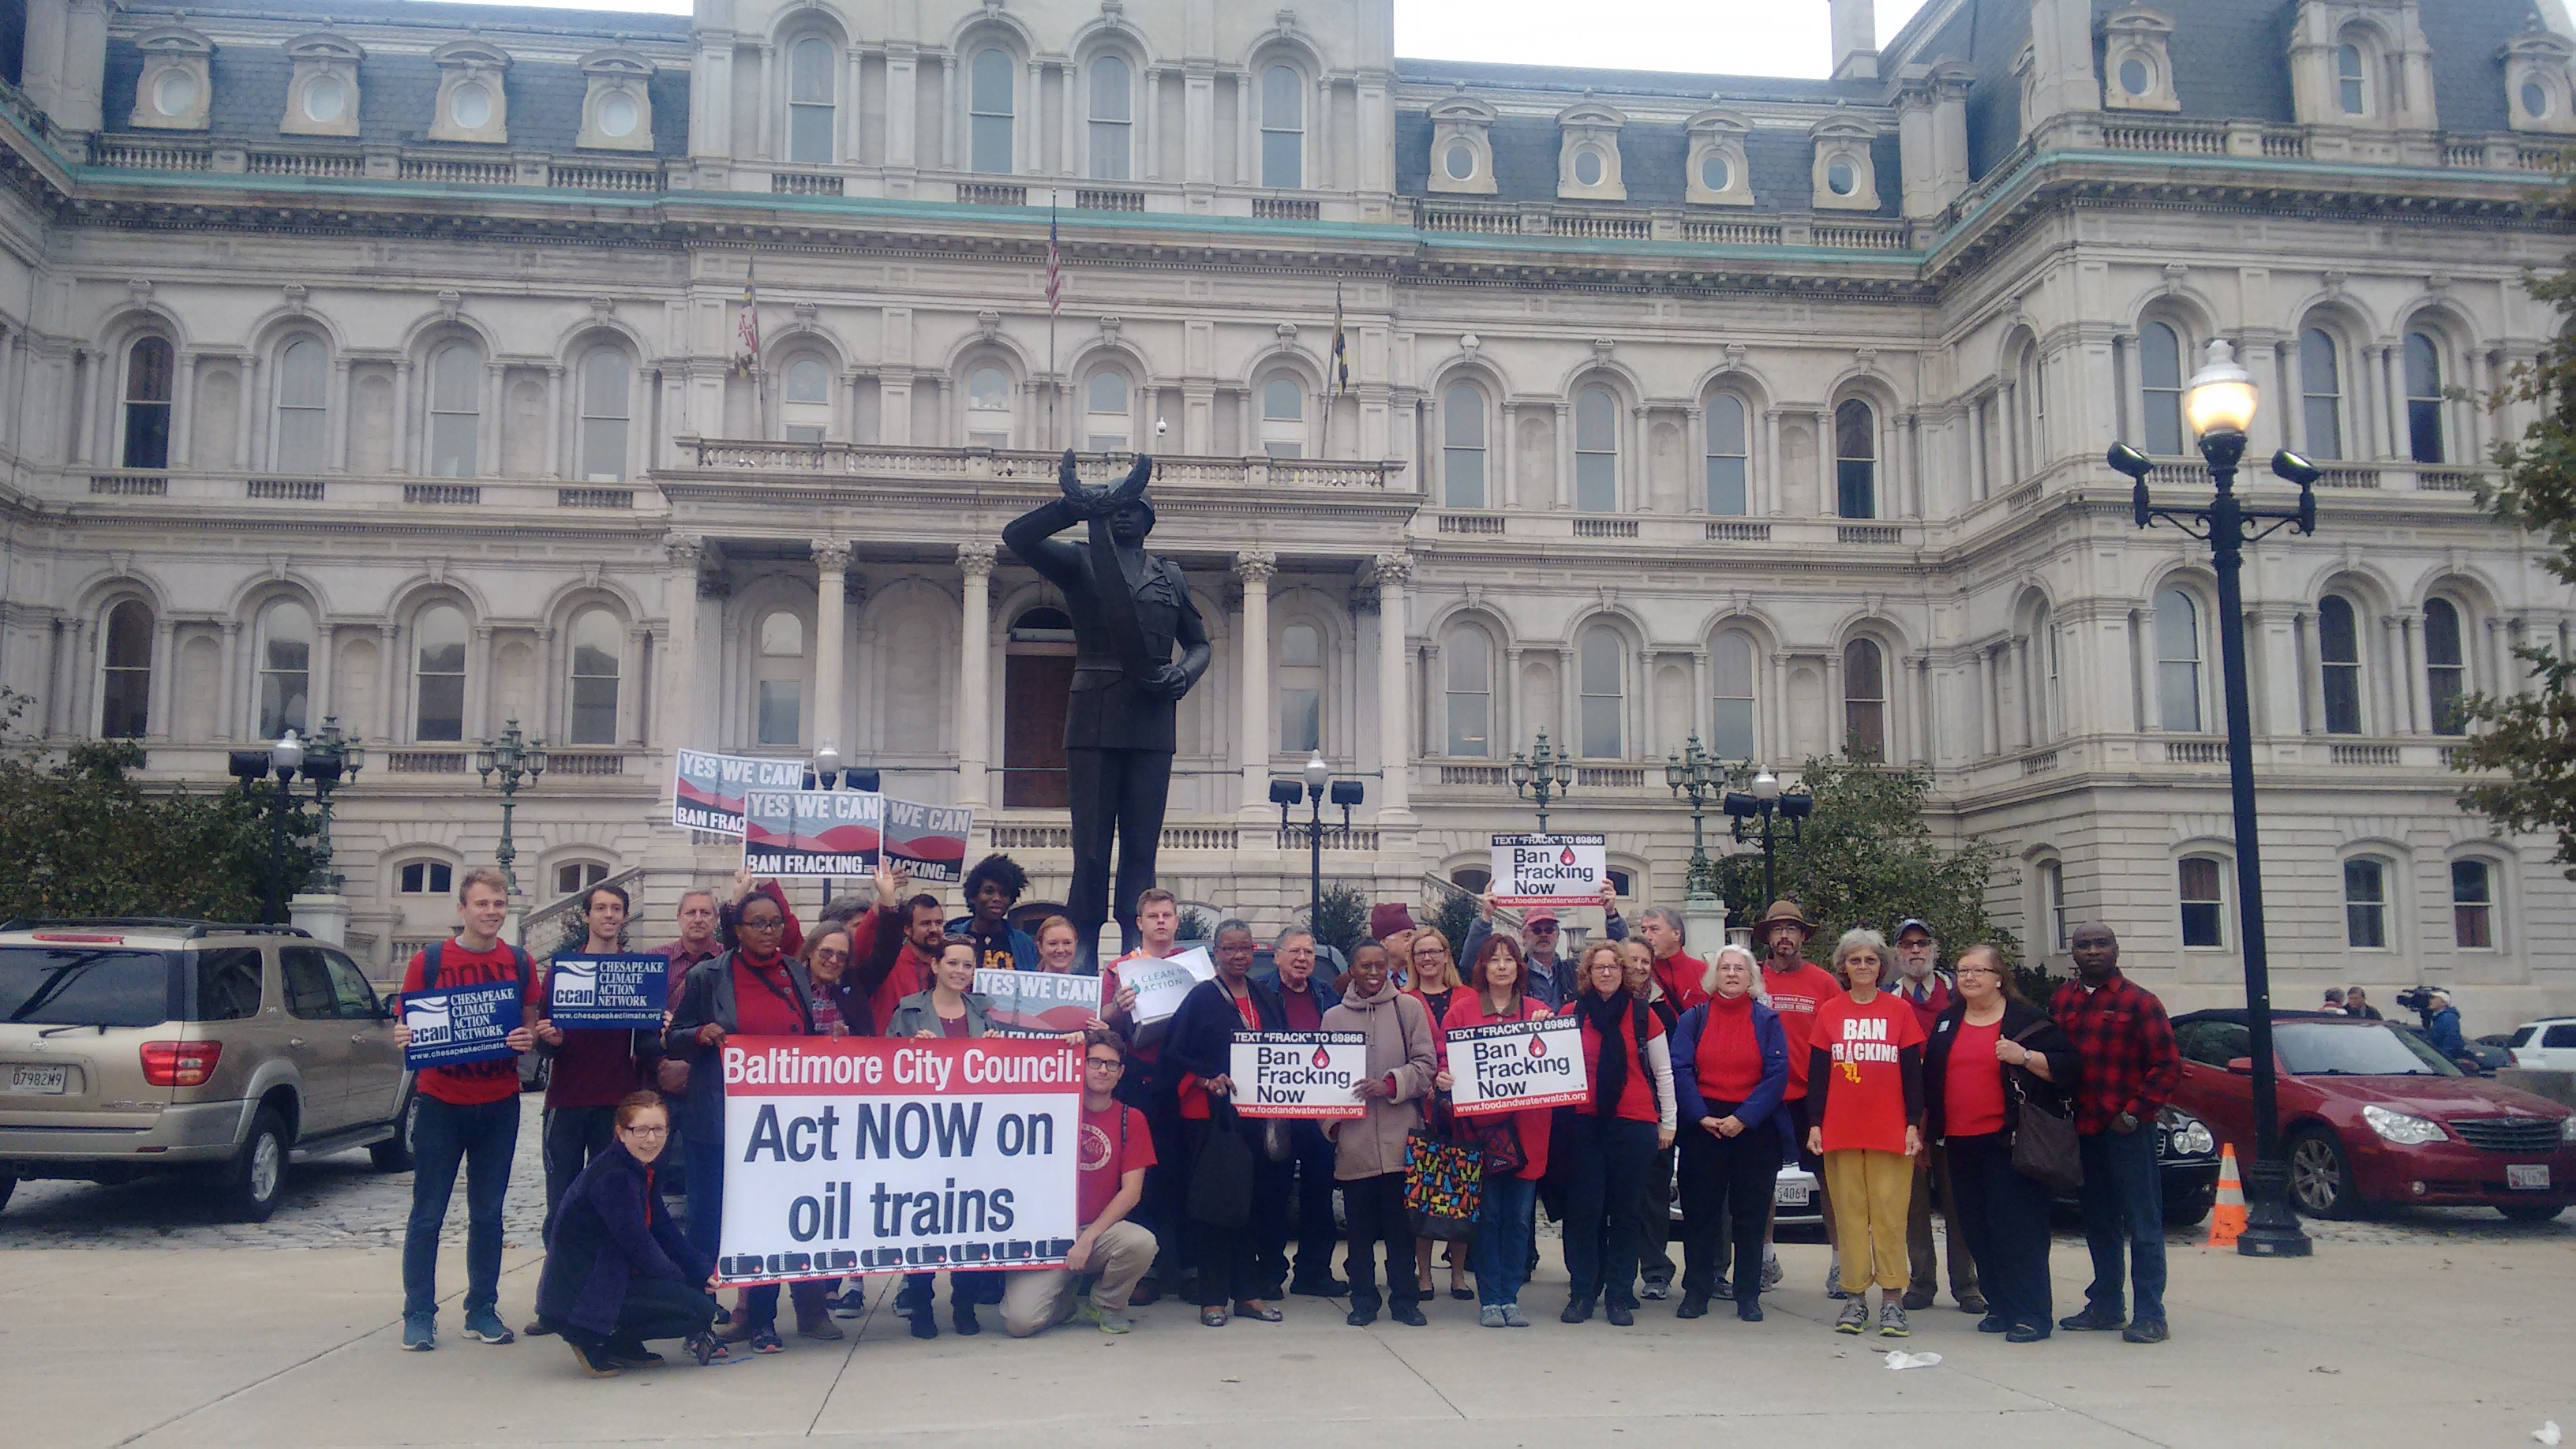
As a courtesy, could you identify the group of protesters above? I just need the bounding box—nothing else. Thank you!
[391,852,2185,1377]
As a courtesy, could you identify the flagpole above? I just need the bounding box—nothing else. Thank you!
[1046,191,1060,450]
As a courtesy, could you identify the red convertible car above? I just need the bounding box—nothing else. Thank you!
[2170,1009,2576,1222]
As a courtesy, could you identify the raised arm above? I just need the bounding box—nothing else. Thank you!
[1001,459,1101,588]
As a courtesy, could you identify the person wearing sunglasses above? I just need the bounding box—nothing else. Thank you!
[1002,1028,1159,1336]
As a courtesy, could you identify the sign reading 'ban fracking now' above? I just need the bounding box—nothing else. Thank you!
[1443,1016,1589,1117]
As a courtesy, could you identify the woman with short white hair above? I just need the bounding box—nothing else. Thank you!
[1805,927,1928,1338]
[1670,944,1792,1322]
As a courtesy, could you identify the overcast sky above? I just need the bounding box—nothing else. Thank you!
[421,0,1935,80]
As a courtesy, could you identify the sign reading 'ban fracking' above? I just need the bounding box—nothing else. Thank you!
[1443,1015,1589,1117]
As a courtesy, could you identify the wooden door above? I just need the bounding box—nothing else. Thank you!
[1004,653,1074,808]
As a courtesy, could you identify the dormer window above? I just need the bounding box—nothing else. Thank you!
[2290,5,2436,132]
[2506,28,2576,137]
[1685,107,1753,206]
[281,33,363,137]
[577,47,657,152]
[129,26,214,132]
[1809,117,1881,211]
[429,40,511,145]
[1426,92,1497,196]
[1555,99,1627,202]
[2102,7,2181,113]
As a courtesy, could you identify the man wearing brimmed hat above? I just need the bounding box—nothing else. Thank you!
[1756,900,1848,1297]
[1460,884,1627,1011]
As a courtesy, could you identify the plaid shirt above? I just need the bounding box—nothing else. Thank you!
[2050,969,2180,1135]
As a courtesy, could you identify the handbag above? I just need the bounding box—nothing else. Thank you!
[1404,1100,1485,1242]
[1258,1117,1296,1163]
[2005,1024,2083,1194]
[1188,1098,1257,1226]
[1466,1109,1526,1177]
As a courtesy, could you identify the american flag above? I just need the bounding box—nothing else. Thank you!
[732,260,760,375]
[1044,204,1063,315]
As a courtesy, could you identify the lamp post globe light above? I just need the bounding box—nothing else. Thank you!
[1508,728,1575,832]
[1664,733,1729,900]
[1271,750,1362,934]
[475,719,548,904]
[2106,337,2320,1260]
[230,722,365,926]
[301,717,363,893]
[1720,766,1811,904]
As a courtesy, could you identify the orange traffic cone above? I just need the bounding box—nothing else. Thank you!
[2207,1143,2247,1248]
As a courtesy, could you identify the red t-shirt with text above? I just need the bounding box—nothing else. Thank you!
[1813,991,1924,1154]
[399,942,545,1107]
[1762,962,1846,1099]
[1076,1101,1156,1224]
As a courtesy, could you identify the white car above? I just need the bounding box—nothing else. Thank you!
[2507,1018,2576,1072]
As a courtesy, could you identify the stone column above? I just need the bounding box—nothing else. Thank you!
[217,619,242,741]
[390,359,414,474]
[2399,612,2428,735]
[327,356,352,473]
[1975,646,1996,757]
[1234,550,1276,818]
[376,622,401,741]
[2294,608,2322,736]
[1373,552,1413,815]
[544,363,565,479]
[811,540,850,754]
[146,616,174,743]
[957,542,996,809]
[660,536,702,750]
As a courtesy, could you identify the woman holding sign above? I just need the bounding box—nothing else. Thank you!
[886,935,1003,1337]
[1805,928,1928,1339]
[1670,945,1791,1323]
[536,1092,726,1375]
[1559,942,1675,1327]
[1436,936,1553,1328]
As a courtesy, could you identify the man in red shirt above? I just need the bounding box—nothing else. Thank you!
[1636,908,1712,1014]
[1001,1028,1159,1336]
[2051,921,2181,1345]
[393,867,543,1352]
[1754,899,1843,1293]
[1890,919,1983,1316]
[848,864,945,1031]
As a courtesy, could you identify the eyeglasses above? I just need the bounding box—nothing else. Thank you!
[1084,1057,1125,1071]
[1956,966,2002,979]
[740,917,786,931]
[812,948,850,962]
[622,1125,669,1138]
[1527,923,1559,932]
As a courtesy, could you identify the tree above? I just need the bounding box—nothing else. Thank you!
[1423,887,1478,964]
[1708,756,2012,968]
[1305,882,1371,962]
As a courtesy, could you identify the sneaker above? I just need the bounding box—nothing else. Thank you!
[1502,1305,1532,1328]
[1676,1290,1709,1320]
[1825,1259,1848,1300]
[1088,1304,1134,1335]
[460,1308,515,1345]
[2059,1305,2127,1332]
[402,1316,436,1352]
[2121,1318,2169,1345]
[830,1288,869,1319]
[1834,1300,1869,1335]
[1713,1281,1735,1301]
[748,1327,785,1354]
[1878,1304,1911,1338]
[1901,1290,1934,1311]
[1762,1249,1783,1290]
[565,1340,622,1378]
[522,1319,555,1338]
[1479,1305,1508,1328]
[1638,1279,1671,1301]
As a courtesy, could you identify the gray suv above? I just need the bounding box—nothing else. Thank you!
[0,919,415,1222]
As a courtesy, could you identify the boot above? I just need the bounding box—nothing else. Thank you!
[795,1297,843,1342]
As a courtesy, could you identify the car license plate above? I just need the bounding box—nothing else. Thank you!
[2507,1164,2551,1191]
[1775,1180,1811,1208]
[7,1064,69,1095]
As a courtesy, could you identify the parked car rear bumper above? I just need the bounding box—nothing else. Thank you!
[0,1098,249,1174]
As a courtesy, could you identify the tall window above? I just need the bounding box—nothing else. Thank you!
[788,36,835,164]
[2039,859,2068,953]
[578,350,629,480]
[274,339,328,474]
[414,604,466,743]
[2337,42,2366,114]
[1260,64,1303,188]
[428,343,480,477]
[2140,320,2185,456]
[1444,626,1490,757]
[1442,383,1486,508]
[2405,332,2443,465]
[1574,384,1618,513]
[1711,631,1757,760]
[2424,597,2466,735]
[969,47,1014,174]
[2299,328,2342,460]
[2178,856,2225,948]
[756,611,804,746]
[2451,859,2494,949]
[1835,399,1876,518]
[1084,370,1128,451]
[123,337,174,470]
[256,600,313,740]
[1088,54,1131,182]
[1706,394,1748,515]
[101,600,152,739]
[2343,856,2389,949]
[2155,587,2203,732]
[782,358,830,443]
[1260,376,1305,459]
[1578,627,1623,758]
[1279,621,1324,754]
[1842,638,1885,761]
[2319,593,2363,735]
[567,607,620,745]
[967,366,1013,447]
[2019,346,2047,475]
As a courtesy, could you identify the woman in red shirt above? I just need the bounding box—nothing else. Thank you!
[1559,942,1676,1327]
[1434,935,1552,1327]
[1804,928,1926,1338]
[1926,945,2080,1343]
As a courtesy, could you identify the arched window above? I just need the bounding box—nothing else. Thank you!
[2405,332,2443,465]
[969,47,1014,174]
[256,599,313,740]
[428,342,481,477]
[2424,597,2466,735]
[2343,856,2390,949]
[2299,328,2342,460]
[782,357,831,443]
[1260,63,1303,188]
[2037,858,2068,953]
[398,860,454,896]
[1835,399,1876,518]
[1711,631,1757,760]
[2019,346,2048,474]
[1842,638,1885,761]
[1084,369,1129,451]
[1260,375,1305,459]
[2179,856,2226,947]
[1574,384,1618,513]
[555,860,610,897]
[1088,54,1131,182]
[1705,394,1748,515]
[101,600,152,739]
[1578,627,1624,758]
[2336,41,2367,114]
[2140,320,2185,456]
[2155,587,2203,732]
[2451,858,2495,949]
[755,610,804,745]
[1444,624,1490,757]
[578,349,630,480]
[2319,593,2363,735]
[273,339,328,474]
[1279,620,1324,754]
[567,607,620,745]
[414,604,467,743]
[788,36,835,164]
[966,365,1013,447]
[1442,382,1486,508]
[123,337,174,470]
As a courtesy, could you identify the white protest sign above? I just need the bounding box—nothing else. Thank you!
[1490,833,1607,908]
[1445,1015,1589,1116]
[1230,1031,1368,1119]
[1117,946,1215,1028]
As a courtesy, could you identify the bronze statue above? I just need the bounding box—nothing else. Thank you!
[1001,451,1211,964]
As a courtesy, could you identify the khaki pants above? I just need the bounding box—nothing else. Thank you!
[1906,1144,1980,1305]
[1000,1220,1158,1338]
[1823,1148,1915,1294]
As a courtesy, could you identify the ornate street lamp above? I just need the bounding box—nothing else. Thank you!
[1272,750,1363,934]
[2106,337,2320,1260]
[1507,729,1576,832]
[474,720,547,901]
[1664,732,1728,900]
[1722,767,1813,904]
[302,717,364,893]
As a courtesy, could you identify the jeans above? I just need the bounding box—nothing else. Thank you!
[541,1104,617,1242]
[1679,1120,1782,1302]
[1948,1132,2054,1331]
[1471,1174,1538,1308]
[402,1095,521,1320]
[2076,1125,2166,1323]
[1274,1121,1342,1290]
[1561,1114,1657,1309]
[1342,1172,1417,1312]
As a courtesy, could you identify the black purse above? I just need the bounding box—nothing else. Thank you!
[1188,1096,1257,1226]
[2005,1024,2083,1194]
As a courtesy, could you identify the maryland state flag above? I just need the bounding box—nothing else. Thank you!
[1329,277,1350,395]
[732,260,761,375]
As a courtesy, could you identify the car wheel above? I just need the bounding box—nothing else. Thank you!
[369,1092,418,1174]
[2498,1203,2566,1224]
[2286,1128,2360,1220]
[221,1107,292,1222]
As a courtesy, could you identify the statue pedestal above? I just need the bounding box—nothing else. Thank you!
[1682,891,1729,957]
[289,893,351,946]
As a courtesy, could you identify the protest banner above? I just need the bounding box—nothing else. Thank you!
[672,749,805,836]
[545,954,670,1030]
[1118,946,1215,1029]
[714,1036,1081,1286]
[883,798,974,883]
[1230,1031,1368,1119]
[401,979,524,1069]
[974,968,1102,1037]
[1489,832,1608,908]
[743,788,885,877]
[1444,1015,1589,1116]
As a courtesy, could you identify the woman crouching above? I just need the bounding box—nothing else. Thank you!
[534,1091,725,1375]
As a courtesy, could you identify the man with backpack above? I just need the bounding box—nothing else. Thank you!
[393,867,545,1351]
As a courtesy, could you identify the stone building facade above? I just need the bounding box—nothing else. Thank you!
[4,0,2575,1023]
